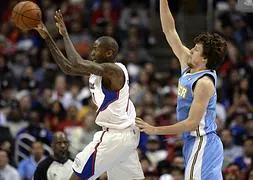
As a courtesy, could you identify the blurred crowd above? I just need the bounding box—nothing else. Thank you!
[0,0,253,180]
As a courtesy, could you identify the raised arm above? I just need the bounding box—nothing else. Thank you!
[160,0,190,71]
[39,25,122,82]
[34,23,89,76]
[53,10,124,90]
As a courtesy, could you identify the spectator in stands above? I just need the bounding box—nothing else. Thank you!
[65,112,98,158]
[170,166,184,180]
[17,111,52,145]
[91,0,120,38]
[245,168,253,180]
[51,74,73,109]
[18,141,45,180]
[234,138,253,172]
[119,2,148,34]
[223,163,243,180]
[44,101,66,132]
[56,104,81,132]
[171,155,184,170]
[33,132,73,180]
[16,90,32,122]
[145,135,168,169]
[0,149,20,180]
[245,117,253,138]
[221,129,243,168]
[121,34,153,65]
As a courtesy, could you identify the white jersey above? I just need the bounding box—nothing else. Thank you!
[89,63,136,129]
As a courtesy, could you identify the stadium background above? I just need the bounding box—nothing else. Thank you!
[0,0,253,179]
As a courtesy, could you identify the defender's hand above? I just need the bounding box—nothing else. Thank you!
[54,10,67,36]
[34,23,48,39]
[135,117,156,135]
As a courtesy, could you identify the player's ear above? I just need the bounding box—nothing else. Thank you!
[106,50,113,58]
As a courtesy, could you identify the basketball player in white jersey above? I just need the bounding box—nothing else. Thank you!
[34,10,144,180]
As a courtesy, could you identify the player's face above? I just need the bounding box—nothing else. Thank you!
[188,43,206,68]
[89,40,104,63]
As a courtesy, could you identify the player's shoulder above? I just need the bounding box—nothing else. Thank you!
[196,76,215,90]
[100,62,125,78]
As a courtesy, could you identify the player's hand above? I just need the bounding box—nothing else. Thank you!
[54,10,67,36]
[135,117,156,135]
[34,23,48,39]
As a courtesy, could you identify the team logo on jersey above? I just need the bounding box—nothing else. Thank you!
[178,83,187,98]
[74,157,81,168]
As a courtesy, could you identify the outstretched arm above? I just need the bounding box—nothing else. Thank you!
[136,77,215,135]
[34,23,89,76]
[55,10,83,66]
[160,0,190,71]
[35,23,121,78]
[53,10,124,90]
[54,10,119,76]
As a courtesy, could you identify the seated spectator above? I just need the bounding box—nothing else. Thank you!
[0,149,20,180]
[44,101,66,132]
[119,2,148,34]
[17,111,52,145]
[234,138,253,172]
[56,105,81,132]
[50,74,73,110]
[170,166,184,180]
[223,163,243,180]
[18,141,45,180]
[221,129,243,168]
[91,0,120,37]
[145,135,168,169]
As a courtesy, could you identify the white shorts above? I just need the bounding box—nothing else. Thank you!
[72,127,144,180]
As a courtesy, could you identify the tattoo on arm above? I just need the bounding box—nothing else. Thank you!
[63,34,82,65]
[61,31,103,76]
[61,32,122,78]
[45,35,89,76]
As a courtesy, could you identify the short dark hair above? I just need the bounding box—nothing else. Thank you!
[97,36,119,59]
[194,33,227,70]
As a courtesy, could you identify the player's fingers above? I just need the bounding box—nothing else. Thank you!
[59,10,63,18]
[135,117,143,121]
[54,15,59,22]
[55,10,59,17]
[136,122,145,128]
[135,120,142,125]
[136,119,146,125]
[55,10,62,20]
[135,118,144,123]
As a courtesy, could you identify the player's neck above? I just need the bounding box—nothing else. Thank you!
[190,66,207,73]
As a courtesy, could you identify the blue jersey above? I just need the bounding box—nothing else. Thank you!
[176,67,217,140]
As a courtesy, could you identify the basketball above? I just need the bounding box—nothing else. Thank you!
[11,1,42,30]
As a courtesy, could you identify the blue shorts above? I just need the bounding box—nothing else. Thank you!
[183,132,223,180]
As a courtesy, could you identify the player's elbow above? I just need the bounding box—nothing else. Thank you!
[71,57,81,67]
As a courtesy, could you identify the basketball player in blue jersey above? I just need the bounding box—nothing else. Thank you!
[34,10,144,180]
[136,0,227,180]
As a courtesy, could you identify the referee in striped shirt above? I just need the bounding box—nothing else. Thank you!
[33,132,73,180]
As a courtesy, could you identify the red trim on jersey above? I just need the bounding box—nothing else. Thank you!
[91,130,106,177]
